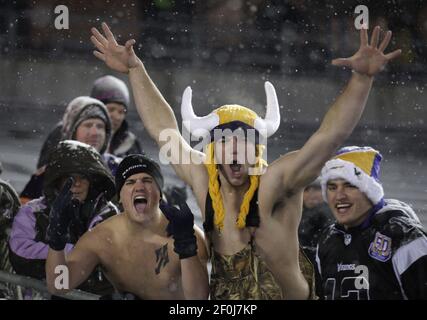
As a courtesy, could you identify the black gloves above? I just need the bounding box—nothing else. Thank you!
[161,195,197,260]
[46,178,79,251]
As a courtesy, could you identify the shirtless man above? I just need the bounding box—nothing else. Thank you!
[90,23,400,299]
[46,154,209,299]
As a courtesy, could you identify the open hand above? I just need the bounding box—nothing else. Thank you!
[332,26,402,76]
[91,22,141,73]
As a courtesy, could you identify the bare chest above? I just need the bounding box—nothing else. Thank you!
[209,199,254,255]
[100,237,184,299]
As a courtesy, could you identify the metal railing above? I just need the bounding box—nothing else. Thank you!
[0,270,100,300]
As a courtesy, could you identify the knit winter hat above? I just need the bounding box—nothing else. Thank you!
[72,104,109,135]
[91,75,130,109]
[62,96,112,154]
[115,154,164,198]
[320,146,384,206]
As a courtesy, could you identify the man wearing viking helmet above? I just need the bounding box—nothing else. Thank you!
[90,23,401,299]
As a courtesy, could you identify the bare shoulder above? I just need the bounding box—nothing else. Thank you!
[257,150,302,209]
[79,214,123,251]
[165,130,208,186]
[261,150,299,187]
[189,162,209,185]
[268,150,299,173]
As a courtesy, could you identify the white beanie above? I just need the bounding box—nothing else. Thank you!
[320,146,384,205]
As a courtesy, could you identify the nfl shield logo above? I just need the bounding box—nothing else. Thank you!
[369,232,392,262]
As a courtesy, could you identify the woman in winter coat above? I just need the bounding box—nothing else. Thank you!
[9,140,119,297]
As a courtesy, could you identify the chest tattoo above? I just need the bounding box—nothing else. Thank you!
[154,243,169,275]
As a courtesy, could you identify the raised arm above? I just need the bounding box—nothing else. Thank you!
[44,178,100,294]
[90,23,206,190]
[278,26,401,193]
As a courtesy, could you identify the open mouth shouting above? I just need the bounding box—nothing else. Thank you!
[227,159,247,179]
[133,194,148,214]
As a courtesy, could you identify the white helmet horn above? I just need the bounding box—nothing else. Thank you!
[181,86,219,139]
[254,81,281,137]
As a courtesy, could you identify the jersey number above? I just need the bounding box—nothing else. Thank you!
[324,275,370,300]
